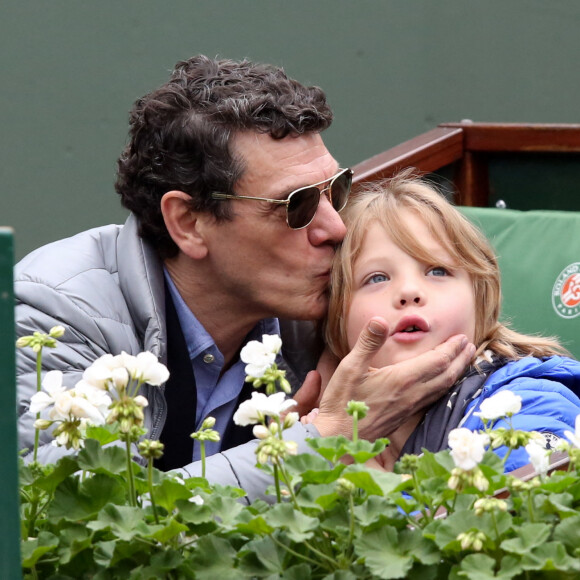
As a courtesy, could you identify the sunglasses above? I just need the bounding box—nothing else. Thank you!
[211,167,353,230]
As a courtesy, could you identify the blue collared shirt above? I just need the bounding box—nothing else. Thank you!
[164,270,280,461]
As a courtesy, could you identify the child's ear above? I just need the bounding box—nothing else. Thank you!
[160,190,209,260]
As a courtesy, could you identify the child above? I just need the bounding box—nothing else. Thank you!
[324,170,580,472]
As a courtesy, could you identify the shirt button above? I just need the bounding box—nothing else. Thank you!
[203,353,215,364]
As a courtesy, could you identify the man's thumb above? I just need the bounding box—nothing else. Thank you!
[349,317,388,363]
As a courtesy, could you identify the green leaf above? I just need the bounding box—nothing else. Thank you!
[152,477,192,512]
[520,541,580,573]
[354,525,413,579]
[353,495,402,528]
[55,523,94,564]
[342,465,385,496]
[285,453,346,484]
[21,531,59,568]
[87,504,158,541]
[85,423,120,446]
[137,550,186,579]
[455,553,520,580]
[150,516,189,543]
[93,539,117,568]
[189,535,239,580]
[282,563,312,580]
[175,497,216,525]
[263,503,319,542]
[553,514,580,552]
[430,509,512,551]
[48,473,126,522]
[29,455,80,494]
[296,482,339,512]
[234,513,275,536]
[238,534,289,576]
[307,435,353,463]
[206,494,245,528]
[76,438,127,474]
[343,438,389,464]
[500,522,551,555]
[321,572,359,580]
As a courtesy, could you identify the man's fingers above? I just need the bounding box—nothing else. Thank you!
[292,370,322,417]
[346,317,388,368]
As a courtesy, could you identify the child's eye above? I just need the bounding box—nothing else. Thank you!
[365,273,389,285]
[427,266,450,277]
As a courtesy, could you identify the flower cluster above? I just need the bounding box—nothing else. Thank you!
[27,348,169,449]
[240,334,291,394]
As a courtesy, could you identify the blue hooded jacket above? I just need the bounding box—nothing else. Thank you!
[460,356,580,472]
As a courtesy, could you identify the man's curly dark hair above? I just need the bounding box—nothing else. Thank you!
[115,55,333,259]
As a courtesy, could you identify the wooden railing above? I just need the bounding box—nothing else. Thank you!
[352,122,580,207]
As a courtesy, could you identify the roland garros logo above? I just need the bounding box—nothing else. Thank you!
[552,262,580,319]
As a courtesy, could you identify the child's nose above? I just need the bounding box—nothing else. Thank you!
[399,295,421,306]
[394,280,425,308]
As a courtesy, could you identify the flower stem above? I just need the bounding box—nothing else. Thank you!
[147,459,160,524]
[273,464,282,502]
[33,347,43,463]
[269,533,329,570]
[352,410,358,444]
[125,439,137,507]
[200,441,206,479]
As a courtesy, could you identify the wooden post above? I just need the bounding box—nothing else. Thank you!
[0,227,22,579]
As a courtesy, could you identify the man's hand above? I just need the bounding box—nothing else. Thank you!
[312,317,476,440]
[291,371,322,417]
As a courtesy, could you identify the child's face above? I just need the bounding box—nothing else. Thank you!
[346,211,476,367]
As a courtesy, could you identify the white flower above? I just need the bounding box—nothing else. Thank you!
[525,439,550,475]
[261,334,282,355]
[240,334,281,379]
[448,428,490,471]
[188,495,204,505]
[29,370,66,414]
[564,415,580,448]
[122,351,170,385]
[475,391,522,421]
[233,392,297,426]
[75,381,113,412]
[67,396,109,426]
[82,354,126,389]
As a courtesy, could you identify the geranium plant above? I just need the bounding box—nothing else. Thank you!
[17,331,580,579]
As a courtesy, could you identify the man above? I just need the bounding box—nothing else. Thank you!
[16,56,474,501]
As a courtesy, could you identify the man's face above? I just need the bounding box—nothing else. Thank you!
[202,131,347,322]
[346,213,476,367]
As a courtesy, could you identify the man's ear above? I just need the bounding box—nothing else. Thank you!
[161,190,210,260]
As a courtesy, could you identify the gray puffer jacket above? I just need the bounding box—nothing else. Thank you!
[15,214,321,503]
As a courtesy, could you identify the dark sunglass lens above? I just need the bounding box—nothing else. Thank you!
[287,187,320,229]
[331,170,352,212]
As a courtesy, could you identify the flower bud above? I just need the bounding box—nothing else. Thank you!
[16,336,32,348]
[253,425,270,440]
[283,412,299,429]
[49,325,66,338]
[34,419,53,430]
[201,416,216,429]
[279,377,292,394]
[336,477,356,498]
[346,400,369,419]
[285,440,298,456]
[134,395,149,408]
[138,439,165,460]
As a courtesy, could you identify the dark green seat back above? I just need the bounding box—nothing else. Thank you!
[460,207,580,360]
